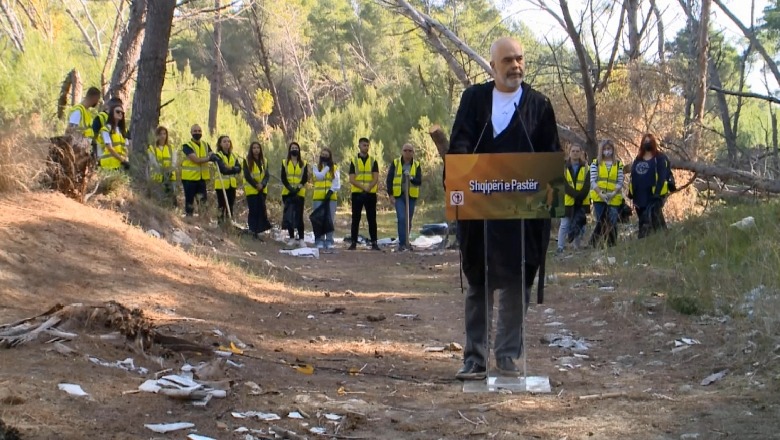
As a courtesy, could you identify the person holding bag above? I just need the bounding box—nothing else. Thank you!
[311,147,340,249]
[281,142,308,247]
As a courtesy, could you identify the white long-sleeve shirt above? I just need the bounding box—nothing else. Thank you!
[312,165,341,192]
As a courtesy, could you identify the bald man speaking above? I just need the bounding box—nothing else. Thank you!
[181,124,217,217]
[449,37,561,380]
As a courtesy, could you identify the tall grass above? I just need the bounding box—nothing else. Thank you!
[608,199,780,361]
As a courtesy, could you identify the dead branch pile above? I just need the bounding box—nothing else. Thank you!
[0,301,156,350]
[46,135,95,202]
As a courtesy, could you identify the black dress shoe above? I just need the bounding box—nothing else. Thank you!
[371,243,381,251]
[455,361,486,380]
[496,357,519,375]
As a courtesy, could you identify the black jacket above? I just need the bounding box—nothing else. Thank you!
[448,81,561,288]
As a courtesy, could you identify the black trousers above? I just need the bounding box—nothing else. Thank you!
[246,193,272,234]
[182,180,207,216]
[637,199,667,239]
[351,192,378,244]
[283,195,305,239]
[216,187,236,222]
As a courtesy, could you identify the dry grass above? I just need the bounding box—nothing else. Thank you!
[0,118,49,193]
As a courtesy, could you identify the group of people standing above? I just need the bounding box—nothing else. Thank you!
[67,100,424,249]
[559,133,674,253]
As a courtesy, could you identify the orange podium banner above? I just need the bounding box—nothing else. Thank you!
[444,152,566,220]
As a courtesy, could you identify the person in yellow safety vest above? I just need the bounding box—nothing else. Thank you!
[348,137,380,251]
[91,97,122,163]
[311,147,341,249]
[280,142,309,247]
[243,141,272,240]
[213,135,242,224]
[180,124,216,217]
[628,133,672,239]
[385,143,422,252]
[98,103,130,171]
[147,126,178,206]
[67,87,101,139]
[557,143,590,253]
[588,139,623,247]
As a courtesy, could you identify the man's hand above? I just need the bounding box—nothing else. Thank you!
[257,184,264,191]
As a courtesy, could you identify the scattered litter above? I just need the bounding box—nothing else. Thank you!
[232,411,281,421]
[376,237,398,246]
[88,356,148,375]
[599,286,615,291]
[596,256,616,266]
[701,370,728,386]
[280,247,320,259]
[307,314,316,320]
[410,235,443,249]
[544,334,589,351]
[58,383,88,397]
[730,216,755,230]
[324,413,342,421]
[288,412,304,419]
[187,434,216,440]
[146,229,161,239]
[138,373,228,406]
[310,427,327,434]
[544,308,555,314]
[226,360,244,368]
[420,223,448,236]
[671,345,690,354]
[144,422,195,433]
[544,321,565,327]
[675,338,701,346]
[394,313,419,320]
[171,229,194,246]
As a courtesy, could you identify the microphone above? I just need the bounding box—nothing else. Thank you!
[472,116,491,154]
[515,102,535,152]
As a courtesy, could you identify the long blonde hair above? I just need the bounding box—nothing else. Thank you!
[596,139,616,163]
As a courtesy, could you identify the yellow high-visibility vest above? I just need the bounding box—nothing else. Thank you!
[350,155,377,193]
[180,140,211,181]
[244,158,269,196]
[312,164,338,201]
[590,159,623,206]
[214,151,239,189]
[564,164,590,206]
[147,144,177,182]
[70,104,96,138]
[98,126,126,170]
[391,158,420,198]
[281,159,306,197]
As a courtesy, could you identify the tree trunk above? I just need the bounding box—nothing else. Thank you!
[57,69,81,120]
[129,0,175,179]
[674,158,780,193]
[708,58,738,163]
[107,0,147,105]
[559,0,598,158]
[0,0,25,52]
[626,0,641,61]
[208,0,222,137]
[772,110,779,172]
[689,0,711,159]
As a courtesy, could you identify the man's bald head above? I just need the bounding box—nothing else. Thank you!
[191,124,202,134]
[489,37,525,92]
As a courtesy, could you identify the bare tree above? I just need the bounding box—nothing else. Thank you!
[689,0,711,159]
[129,0,176,176]
[101,0,128,93]
[208,0,222,136]
[249,3,288,134]
[0,0,25,52]
[107,0,147,104]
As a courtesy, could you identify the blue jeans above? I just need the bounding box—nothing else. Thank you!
[312,200,337,246]
[395,196,417,246]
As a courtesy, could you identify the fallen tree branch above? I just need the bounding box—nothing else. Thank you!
[578,391,627,400]
[673,159,780,193]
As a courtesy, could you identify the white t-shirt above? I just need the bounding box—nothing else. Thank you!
[68,109,82,126]
[492,86,523,137]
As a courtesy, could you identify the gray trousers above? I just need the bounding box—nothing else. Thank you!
[464,264,538,366]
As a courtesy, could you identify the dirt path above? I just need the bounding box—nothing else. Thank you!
[0,193,776,439]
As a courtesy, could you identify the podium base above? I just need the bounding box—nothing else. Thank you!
[462,375,552,394]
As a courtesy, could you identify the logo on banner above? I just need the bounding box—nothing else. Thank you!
[450,191,464,206]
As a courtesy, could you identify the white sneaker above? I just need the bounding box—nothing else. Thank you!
[286,238,296,247]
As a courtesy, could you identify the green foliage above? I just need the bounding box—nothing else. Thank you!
[612,200,780,320]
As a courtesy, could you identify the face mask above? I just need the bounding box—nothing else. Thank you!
[320,156,329,162]
[192,133,202,141]
[603,150,613,157]
[642,142,653,152]
[290,150,300,157]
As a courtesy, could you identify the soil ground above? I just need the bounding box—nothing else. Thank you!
[0,192,777,440]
